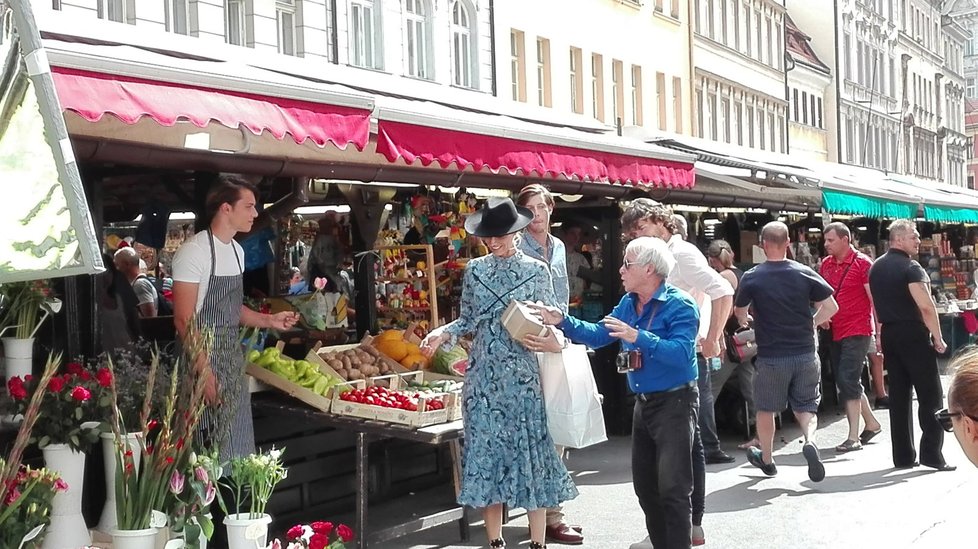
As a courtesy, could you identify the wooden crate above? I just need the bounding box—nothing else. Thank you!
[385,322,465,382]
[390,371,463,421]
[308,339,402,386]
[246,341,338,413]
[330,375,454,427]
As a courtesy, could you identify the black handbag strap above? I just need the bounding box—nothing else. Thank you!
[827,257,855,295]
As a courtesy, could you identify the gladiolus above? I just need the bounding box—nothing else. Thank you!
[169,470,185,494]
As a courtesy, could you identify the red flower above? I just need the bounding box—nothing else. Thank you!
[70,386,91,402]
[308,533,329,549]
[48,376,65,393]
[23,374,32,383]
[96,367,112,388]
[311,521,333,536]
[3,486,21,506]
[7,377,27,400]
[176,438,184,450]
[337,524,354,542]
[286,525,304,541]
[79,370,92,381]
[165,456,174,465]
[147,419,159,432]
[66,362,83,375]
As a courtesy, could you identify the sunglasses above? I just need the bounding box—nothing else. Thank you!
[935,408,978,432]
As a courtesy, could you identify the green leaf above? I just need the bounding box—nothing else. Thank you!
[199,515,214,538]
[74,406,83,420]
[70,434,80,448]
[38,435,49,448]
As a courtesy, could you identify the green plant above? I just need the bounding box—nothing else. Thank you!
[96,340,171,430]
[167,450,222,549]
[109,328,210,531]
[0,280,60,339]
[219,447,288,519]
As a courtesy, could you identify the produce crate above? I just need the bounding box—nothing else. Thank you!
[390,370,464,421]
[330,375,454,427]
[246,341,336,413]
[308,339,402,386]
[386,322,466,382]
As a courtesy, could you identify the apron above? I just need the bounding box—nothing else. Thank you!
[195,229,254,460]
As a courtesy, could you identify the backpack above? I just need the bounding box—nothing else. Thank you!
[137,274,173,316]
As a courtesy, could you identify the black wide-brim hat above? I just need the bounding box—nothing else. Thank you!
[464,197,534,238]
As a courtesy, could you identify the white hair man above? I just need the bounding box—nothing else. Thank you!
[113,246,157,318]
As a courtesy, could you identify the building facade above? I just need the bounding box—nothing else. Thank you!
[52,0,496,95]
[785,15,832,162]
[948,0,978,100]
[691,0,788,153]
[941,15,970,187]
[493,0,693,134]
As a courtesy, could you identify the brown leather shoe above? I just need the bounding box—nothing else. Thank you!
[546,523,584,545]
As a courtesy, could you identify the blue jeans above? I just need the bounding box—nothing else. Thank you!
[632,385,698,549]
[691,356,716,526]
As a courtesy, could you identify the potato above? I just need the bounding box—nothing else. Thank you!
[337,368,349,380]
[348,369,363,380]
[328,359,342,370]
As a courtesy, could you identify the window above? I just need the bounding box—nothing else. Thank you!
[768,111,776,151]
[744,4,752,57]
[722,98,731,143]
[671,0,679,18]
[99,0,133,23]
[537,38,553,108]
[707,0,715,38]
[732,1,739,50]
[969,78,976,98]
[657,72,667,131]
[754,11,761,61]
[226,0,246,46]
[765,17,772,66]
[843,31,852,80]
[570,47,584,114]
[792,88,799,121]
[708,92,718,139]
[719,0,727,44]
[694,0,701,33]
[735,102,743,145]
[277,0,299,56]
[351,0,381,69]
[774,21,782,70]
[809,94,816,127]
[747,104,755,147]
[889,57,896,97]
[673,76,682,133]
[611,60,624,123]
[451,1,475,88]
[655,0,663,12]
[165,0,189,35]
[591,53,604,122]
[758,109,766,149]
[631,65,643,126]
[816,97,823,128]
[511,30,527,102]
[404,0,431,79]
[696,89,704,137]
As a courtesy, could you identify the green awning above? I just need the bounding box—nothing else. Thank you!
[821,189,916,219]
[923,204,978,223]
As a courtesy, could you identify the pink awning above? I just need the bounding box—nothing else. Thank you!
[52,67,372,151]
[376,120,695,188]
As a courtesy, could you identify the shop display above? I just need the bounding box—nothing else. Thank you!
[921,234,976,309]
[374,244,438,332]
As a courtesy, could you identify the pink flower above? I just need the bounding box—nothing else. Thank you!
[54,478,68,491]
[169,470,185,494]
[3,486,20,506]
[286,525,304,541]
[203,482,217,505]
[337,524,354,542]
[70,386,91,402]
[313,277,327,291]
[266,541,282,549]
[194,466,209,484]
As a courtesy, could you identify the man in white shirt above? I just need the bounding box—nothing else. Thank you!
[113,246,157,318]
[622,199,735,549]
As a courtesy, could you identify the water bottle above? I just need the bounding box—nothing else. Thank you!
[707,356,722,372]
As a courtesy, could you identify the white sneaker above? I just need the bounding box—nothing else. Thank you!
[629,536,653,549]
[692,524,706,546]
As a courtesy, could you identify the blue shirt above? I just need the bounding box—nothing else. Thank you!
[519,233,569,313]
[559,283,699,393]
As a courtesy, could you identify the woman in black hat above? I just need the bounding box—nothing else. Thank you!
[421,197,578,549]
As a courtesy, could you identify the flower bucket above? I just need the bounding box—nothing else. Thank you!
[110,527,159,549]
[224,513,271,549]
[97,431,142,533]
[2,337,33,380]
[41,444,91,549]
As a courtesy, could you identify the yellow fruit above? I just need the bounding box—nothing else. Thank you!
[376,339,409,361]
[400,354,426,371]
[404,342,422,357]
[376,330,404,343]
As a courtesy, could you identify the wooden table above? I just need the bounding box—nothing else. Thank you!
[252,394,467,548]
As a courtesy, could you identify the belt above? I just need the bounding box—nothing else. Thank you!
[635,380,696,402]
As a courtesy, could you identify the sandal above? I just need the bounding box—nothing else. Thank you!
[835,439,863,453]
[859,428,882,445]
[489,539,506,548]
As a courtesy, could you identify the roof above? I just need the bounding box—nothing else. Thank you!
[785,15,831,74]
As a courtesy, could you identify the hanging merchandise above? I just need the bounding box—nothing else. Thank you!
[133,203,170,250]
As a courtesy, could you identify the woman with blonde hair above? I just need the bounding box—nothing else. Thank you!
[941,348,978,467]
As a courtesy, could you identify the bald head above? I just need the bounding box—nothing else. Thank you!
[760,221,790,261]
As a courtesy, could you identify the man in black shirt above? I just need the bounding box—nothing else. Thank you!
[868,219,954,471]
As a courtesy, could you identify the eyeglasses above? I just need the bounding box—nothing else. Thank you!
[622,259,641,269]
[935,408,978,432]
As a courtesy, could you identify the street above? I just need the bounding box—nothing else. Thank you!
[375,376,974,548]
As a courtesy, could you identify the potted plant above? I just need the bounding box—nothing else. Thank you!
[0,280,61,379]
[106,328,210,549]
[5,358,109,548]
[0,354,65,548]
[266,521,355,549]
[219,447,289,549]
[165,450,222,549]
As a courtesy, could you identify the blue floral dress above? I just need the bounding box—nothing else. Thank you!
[442,250,579,510]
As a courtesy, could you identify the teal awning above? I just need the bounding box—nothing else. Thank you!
[923,204,978,223]
[821,189,916,219]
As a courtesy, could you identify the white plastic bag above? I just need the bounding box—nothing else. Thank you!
[538,344,608,449]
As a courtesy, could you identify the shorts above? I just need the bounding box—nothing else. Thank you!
[753,352,821,414]
[830,336,871,401]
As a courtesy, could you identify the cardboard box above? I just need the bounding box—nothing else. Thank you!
[501,300,548,342]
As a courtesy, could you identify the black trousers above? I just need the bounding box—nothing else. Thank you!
[632,386,698,549]
[880,322,946,467]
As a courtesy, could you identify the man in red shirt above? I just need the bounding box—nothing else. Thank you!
[819,222,884,452]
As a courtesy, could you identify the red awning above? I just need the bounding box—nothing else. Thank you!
[52,67,372,151]
[376,119,695,188]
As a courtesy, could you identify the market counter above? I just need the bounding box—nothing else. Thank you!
[252,392,467,548]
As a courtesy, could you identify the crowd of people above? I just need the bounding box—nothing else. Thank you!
[421,187,972,549]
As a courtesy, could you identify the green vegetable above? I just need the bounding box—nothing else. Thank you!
[431,345,468,377]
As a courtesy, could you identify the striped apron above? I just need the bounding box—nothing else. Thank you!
[196,229,255,461]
